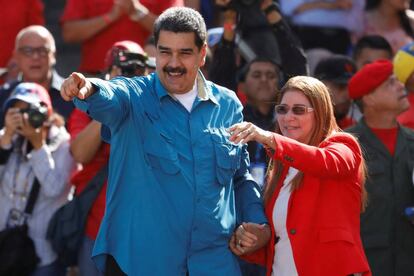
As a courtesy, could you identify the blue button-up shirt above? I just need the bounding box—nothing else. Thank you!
[74,73,267,276]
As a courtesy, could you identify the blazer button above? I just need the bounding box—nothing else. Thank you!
[290,229,296,235]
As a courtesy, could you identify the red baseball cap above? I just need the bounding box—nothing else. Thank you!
[348,59,393,99]
[104,40,146,68]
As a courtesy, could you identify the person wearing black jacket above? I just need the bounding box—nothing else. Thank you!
[210,0,308,92]
[210,0,308,193]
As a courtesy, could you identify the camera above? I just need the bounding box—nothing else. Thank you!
[112,50,148,78]
[20,103,48,128]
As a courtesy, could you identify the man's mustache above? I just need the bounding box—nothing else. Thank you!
[163,66,186,74]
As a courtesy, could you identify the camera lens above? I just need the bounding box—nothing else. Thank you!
[21,104,48,128]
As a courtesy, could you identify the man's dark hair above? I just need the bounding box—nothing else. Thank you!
[353,35,393,60]
[153,7,207,50]
[238,57,280,82]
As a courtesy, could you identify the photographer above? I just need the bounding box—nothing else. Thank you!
[68,40,148,276]
[0,82,75,276]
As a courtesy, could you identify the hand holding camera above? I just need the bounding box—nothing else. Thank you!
[3,104,48,149]
[4,108,23,137]
[16,108,46,150]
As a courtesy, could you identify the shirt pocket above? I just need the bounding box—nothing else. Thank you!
[319,228,355,245]
[143,131,180,175]
[212,132,241,186]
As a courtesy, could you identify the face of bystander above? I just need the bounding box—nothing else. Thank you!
[363,74,409,115]
[354,48,392,70]
[243,61,279,107]
[14,30,55,85]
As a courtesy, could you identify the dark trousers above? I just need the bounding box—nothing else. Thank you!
[292,25,351,55]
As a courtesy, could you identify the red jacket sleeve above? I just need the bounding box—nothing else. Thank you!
[241,247,267,266]
[270,132,362,178]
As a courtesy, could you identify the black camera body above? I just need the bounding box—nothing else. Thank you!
[20,103,48,128]
[112,50,148,77]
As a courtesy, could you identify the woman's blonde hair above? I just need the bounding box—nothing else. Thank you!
[263,76,367,210]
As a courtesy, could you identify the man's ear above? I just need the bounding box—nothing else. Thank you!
[200,43,207,67]
[50,52,57,67]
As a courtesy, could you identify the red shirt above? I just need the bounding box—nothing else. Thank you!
[60,0,183,73]
[398,93,414,129]
[371,127,398,156]
[69,109,110,239]
[0,0,44,68]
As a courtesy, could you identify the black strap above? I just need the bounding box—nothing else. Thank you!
[24,178,40,215]
[79,163,108,197]
[23,163,107,216]
[0,147,13,165]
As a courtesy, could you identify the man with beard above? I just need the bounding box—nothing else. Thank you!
[346,59,414,276]
[314,55,358,129]
[60,7,269,276]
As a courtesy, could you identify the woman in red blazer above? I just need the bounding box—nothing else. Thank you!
[228,76,371,276]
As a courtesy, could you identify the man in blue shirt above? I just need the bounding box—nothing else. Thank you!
[61,7,269,276]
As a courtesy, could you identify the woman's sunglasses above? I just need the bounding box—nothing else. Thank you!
[275,104,314,115]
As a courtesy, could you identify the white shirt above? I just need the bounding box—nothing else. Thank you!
[272,167,299,276]
[173,82,198,112]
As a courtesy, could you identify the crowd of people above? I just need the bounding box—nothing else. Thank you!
[0,1,414,276]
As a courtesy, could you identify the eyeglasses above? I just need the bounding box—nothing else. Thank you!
[275,104,314,115]
[18,46,51,57]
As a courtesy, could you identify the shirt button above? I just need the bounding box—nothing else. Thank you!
[290,229,296,235]
[193,226,198,231]
[196,197,201,203]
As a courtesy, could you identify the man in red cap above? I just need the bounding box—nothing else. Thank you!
[346,59,414,276]
[103,40,148,80]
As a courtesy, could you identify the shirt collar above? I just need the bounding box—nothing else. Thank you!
[50,70,64,91]
[154,71,219,105]
[17,69,62,91]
